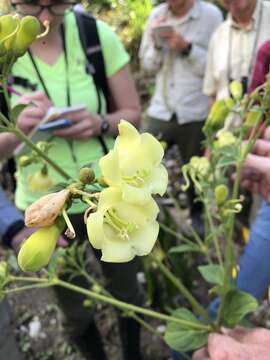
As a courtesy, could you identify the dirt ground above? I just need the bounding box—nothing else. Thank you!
[7,284,171,360]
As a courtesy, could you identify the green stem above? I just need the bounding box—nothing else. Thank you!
[151,255,212,324]
[159,222,206,253]
[55,279,209,330]
[12,128,72,180]
[4,282,51,294]
[62,208,76,239]
[204,205,223,267]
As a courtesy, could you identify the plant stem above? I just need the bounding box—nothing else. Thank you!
[204,205,223,267]
[4,282,51,294]
[12,127,72,180]
[151,255,212,324]
[160,222,206,253]
[55,279,209,330]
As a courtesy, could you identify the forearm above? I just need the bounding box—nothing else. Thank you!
[0,132,21,160]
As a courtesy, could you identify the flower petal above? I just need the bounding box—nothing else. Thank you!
[99,150,121,186]
[140,133,164,165]
[101,238,135,263]
[131,221,159,256]
[115,197,159,226]
[98,187,122,213]
[115,120,140,152]
[121,182,152,205]
[87,212,104,249]
[148,164,168,196]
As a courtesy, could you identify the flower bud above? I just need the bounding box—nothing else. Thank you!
[216,130,236,148]
[18,155,33,167]
[244,109,262,128]
[204,100,231,133]
[229,80,243,101]
[25,189,70,227]
[0,15,17,52]
[79,167,95,185]
[83,299,93,308]
[215,184,229,206]
[14,16,40,57]
[28,170,53,192]
[18,224,61,272]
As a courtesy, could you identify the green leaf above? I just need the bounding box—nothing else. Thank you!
[164,308,208,353]
[169,244,202,254]
[216,145,240,168]
[11,104,28,123]
[221,289,258,328]
[198,265,224,286]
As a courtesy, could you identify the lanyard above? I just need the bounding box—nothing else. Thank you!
[227,2,263,90]
[27,23,71,107]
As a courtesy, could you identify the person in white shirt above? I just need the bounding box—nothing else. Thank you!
[139,0,222,223]
[204,0,270,103]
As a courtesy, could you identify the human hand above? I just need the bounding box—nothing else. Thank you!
[52,109,102,140]
[240,139,270,201]
[16,91,52,134]
[192,327,270,360]
[158,30,189,52]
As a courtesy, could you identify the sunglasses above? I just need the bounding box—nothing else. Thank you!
[11,1,77,16]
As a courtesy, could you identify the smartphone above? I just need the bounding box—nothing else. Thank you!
[38,118,73,131]
[153,25,174,48]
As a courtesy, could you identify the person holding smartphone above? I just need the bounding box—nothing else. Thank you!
[139,0,222,232]
[0,1,142,359]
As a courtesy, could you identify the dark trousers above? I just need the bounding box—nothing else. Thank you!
[146,116,205,214]
[0,299,23,360]
[54,213,144,337]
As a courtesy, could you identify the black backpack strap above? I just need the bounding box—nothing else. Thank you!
[74,9,110,113]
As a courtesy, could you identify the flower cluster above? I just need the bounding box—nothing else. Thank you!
[18,121,168,272]
[87,120,168,262]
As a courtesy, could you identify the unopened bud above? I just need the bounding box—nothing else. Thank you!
[215,184,229,206]
[79,167,95,185]
[18,224,61,272]
[28,170,53,192]
[229,80,243,101]
[18,155,32,167]
[25,189,70,227]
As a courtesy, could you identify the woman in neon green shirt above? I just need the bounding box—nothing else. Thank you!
[0,1,142,359]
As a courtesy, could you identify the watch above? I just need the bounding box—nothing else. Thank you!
[181,42,192,57]
[100,115,110,134]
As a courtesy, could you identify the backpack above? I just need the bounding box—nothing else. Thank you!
[0,9,110,190]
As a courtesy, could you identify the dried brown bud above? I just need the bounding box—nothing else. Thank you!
[25,189,70,227]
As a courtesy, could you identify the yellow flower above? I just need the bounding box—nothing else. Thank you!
[18,224,61,272]
[87,187,159,263]
[100,120,168,205]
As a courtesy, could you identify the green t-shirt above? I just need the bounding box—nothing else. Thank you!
[11,11,130,213]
